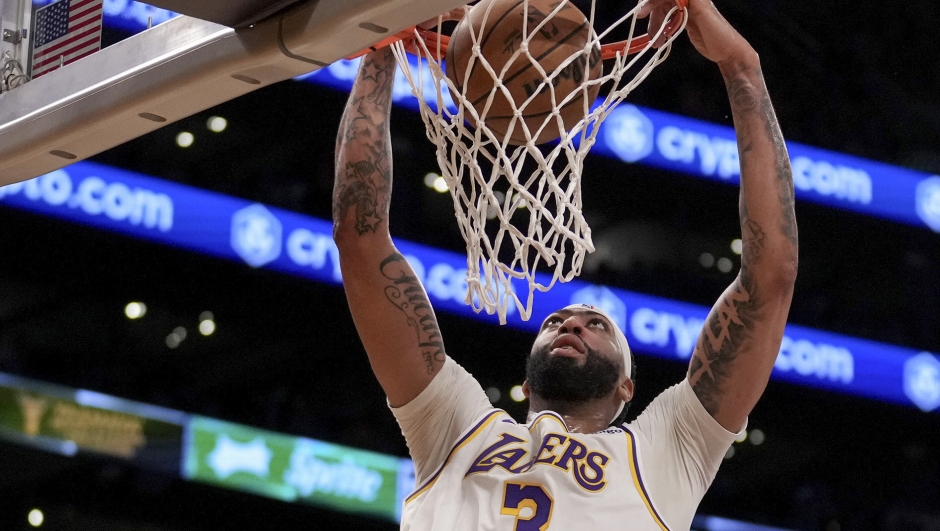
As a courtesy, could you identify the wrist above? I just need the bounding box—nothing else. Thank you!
[716,47,760,77]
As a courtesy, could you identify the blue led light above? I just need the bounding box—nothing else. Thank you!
[2,161,938,412]
[301,56,940,233]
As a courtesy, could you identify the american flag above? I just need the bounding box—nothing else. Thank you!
[30,0,103,79]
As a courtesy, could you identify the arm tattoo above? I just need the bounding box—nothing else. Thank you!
[727,77,761,113]
[336,156,390,235]
[727,69,799,249]
[380,253,446,374]
[689,280,758,414]
[761,87,798,248]
[776,159,799,247]
[334,50,396,236]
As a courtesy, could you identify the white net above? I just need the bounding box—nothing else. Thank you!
[391,0,687,323]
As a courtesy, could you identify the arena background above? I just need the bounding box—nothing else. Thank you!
[1,1,938,530]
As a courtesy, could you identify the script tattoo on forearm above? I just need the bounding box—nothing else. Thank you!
[333,49,396,236]
[379,253,446,374]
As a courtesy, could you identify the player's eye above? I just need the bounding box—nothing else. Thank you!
[544,316,562,328]
[589,319,607,330]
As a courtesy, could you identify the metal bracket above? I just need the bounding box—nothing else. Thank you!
[2,29,27,44]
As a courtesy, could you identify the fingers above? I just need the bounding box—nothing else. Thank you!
[650,5,681,48]
[443,6,468,21]
[639,0,684,18]
[640,0,686,48]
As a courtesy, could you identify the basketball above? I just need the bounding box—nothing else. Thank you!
[445,0,602,145]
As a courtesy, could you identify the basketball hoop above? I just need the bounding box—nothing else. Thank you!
[369,0,687,323]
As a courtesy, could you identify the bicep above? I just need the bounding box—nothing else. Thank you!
[687,274,793,432]
[338,237,446,407]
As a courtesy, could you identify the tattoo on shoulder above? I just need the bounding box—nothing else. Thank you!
[379,253,446,374]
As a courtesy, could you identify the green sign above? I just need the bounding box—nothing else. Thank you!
[183,416,412,522]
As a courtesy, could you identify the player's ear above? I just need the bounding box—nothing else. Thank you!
[617,376,634,403]
[522,380,531,398]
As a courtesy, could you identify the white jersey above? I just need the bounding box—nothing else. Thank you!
[391,357,743,531]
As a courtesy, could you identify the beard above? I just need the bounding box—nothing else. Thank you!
[525,342,621,404]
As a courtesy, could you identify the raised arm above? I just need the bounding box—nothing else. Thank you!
[333,48,446,407]
[649,0,799,431]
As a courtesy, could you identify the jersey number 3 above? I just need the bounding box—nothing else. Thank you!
[500,482,554,531]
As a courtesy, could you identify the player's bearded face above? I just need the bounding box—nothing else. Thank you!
[526,342,621,403]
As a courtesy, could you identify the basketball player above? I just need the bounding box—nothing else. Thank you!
[332,0,797,528]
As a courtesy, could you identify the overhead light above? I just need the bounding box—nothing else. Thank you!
[124,302,147,319]
[723,446,735,460]
[166,327,187,349]
[509,385,526,402]
[176,131,194,148]
[717,257,733,273]
[699,252,715,268]
[485,387,501,403]
[486,191,507,220]
[207,116,227,132]
[28,508,44,527]
[749,429,765,445]
[422,172,450,193]
[735,429,748,443]
[199,319,216,336]
[730,238,743,255]
[166,333,181,349]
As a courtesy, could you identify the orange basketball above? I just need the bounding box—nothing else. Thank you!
[445,0,602,145]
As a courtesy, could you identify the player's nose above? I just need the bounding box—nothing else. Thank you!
[558,315,584,336]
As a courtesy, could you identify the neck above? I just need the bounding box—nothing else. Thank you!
[526,396,616,434]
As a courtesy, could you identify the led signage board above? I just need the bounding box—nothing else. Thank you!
[0,370,800,531]
[2,162,939,413]
[301,57,940,234]
[183,416,414,522]
[0,372,186,472]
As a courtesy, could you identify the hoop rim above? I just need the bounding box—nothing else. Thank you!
[356,0,688,323]
[346,0,688,62]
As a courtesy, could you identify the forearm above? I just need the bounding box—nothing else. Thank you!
[720,54,799,287]
[333,48,397,242]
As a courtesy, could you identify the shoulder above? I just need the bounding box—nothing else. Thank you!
[624,381,688,432]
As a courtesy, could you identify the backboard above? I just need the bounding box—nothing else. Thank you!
[0,0,466,186]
